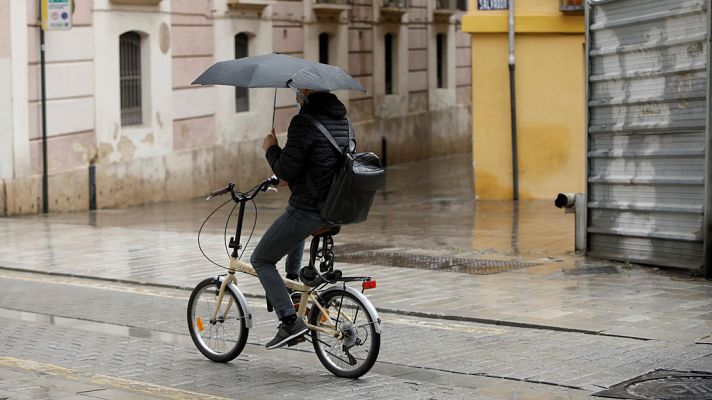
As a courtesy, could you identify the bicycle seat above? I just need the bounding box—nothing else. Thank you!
[311,226,341,237]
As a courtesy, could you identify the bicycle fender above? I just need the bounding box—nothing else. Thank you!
[320,286,383,334]
[214,275,254,329]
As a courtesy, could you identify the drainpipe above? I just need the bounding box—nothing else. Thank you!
[508,0,519,201]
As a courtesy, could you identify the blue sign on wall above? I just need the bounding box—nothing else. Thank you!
[478,0,508,10]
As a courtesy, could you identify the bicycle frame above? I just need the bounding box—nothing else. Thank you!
[211,257,345,338]
[208,181,345,339]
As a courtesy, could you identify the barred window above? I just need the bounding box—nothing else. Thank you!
[319,33,329,64]
[235,33,249,113]
[436,33,446,88]
[119,32,142,126]
[385,33,394,95]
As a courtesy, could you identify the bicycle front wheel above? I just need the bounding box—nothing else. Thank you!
[187,277,248,363]
[308,289,381,378]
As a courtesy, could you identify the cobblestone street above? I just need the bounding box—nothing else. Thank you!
[1,155,711,399]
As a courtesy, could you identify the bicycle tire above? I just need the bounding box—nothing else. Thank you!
[308,289,381,378]
[187,277,248,363]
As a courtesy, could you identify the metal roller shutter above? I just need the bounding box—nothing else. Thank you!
[586,0,708,271]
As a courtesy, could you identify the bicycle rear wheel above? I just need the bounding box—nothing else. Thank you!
[187,277,248,362]
[308,289,380,378]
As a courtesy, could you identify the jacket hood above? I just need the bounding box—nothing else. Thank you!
[302,92,347,118]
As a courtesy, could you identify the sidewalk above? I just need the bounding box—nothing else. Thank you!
[1,153,710,343]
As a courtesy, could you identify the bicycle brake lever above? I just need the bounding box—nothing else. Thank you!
[267,187,278,192]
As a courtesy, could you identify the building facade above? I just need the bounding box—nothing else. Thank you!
[0,0,471,215]
[463,0,585,200]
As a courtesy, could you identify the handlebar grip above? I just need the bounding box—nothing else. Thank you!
[207,182,234,199]
[209,187,229,197]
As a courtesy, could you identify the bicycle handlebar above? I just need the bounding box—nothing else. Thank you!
[206,176,280,202]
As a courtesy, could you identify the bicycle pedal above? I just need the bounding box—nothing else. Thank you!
[287,335,305,347]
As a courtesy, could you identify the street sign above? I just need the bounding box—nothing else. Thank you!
[41,0,72,31]
[478,0,508,10]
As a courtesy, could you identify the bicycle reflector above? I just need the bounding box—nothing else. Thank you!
[362,280,377,290]
[196,318,204,332]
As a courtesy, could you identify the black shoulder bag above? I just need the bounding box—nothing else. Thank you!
[302,114,385,225]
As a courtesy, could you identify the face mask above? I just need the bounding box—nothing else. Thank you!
[290,86,309,109]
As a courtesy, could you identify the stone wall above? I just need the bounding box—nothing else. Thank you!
[0,103,470,215]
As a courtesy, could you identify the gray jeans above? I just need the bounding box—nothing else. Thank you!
[250,205,329,320]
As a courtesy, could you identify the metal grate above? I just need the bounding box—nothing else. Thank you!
[383,0,408,8]
[436,0,456,10]
[593,370,712,399]
[385,33,394,95]
[436,33,446,88]
[318,33,329,64]
[234,33,249,113]
[119,32,142,126]
[334,243,538,275]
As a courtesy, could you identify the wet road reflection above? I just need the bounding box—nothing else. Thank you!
[23,153,573,262]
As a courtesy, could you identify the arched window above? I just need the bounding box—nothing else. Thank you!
[235,33,249,112]
[385,33,394,95]
[436,33,446,88]
[319,33,330,64]
[119,31,142,126]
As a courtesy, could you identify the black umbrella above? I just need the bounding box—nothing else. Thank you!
[192,53,365,127]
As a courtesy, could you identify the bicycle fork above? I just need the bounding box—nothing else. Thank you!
[211,270,236,323]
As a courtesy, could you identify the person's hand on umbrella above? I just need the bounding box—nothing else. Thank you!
[262,128,278,152]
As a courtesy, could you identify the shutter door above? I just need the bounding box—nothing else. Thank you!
[586,0,707,270]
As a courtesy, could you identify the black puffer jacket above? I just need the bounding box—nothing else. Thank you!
[265,92,350,212]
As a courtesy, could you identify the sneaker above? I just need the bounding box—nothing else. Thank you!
[265,318,308,350]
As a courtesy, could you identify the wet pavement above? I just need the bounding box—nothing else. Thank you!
[1,269,709,398]
[1,153,711,398]
[1,153,710,344]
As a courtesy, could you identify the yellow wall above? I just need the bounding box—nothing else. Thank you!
[464,1,585,200]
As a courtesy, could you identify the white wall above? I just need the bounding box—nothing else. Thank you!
[429,19,456,110]
[93,0,173,163]
[303,1,350,107]
[0,0,13,179]
[1,1,30,179]
[373,23,409,118]
[213,7,274,143]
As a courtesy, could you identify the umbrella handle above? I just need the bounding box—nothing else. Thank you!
[271,88,277,129]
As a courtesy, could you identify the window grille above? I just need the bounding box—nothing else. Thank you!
[436,33,445,88]
[435,0,456,10]
[235,33,249,112]
[319,33,330,64]
[385,34,394,95]
[383,0,408,8]
[120,32,142,126]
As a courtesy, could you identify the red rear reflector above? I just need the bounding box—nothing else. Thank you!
[362,280,377,290]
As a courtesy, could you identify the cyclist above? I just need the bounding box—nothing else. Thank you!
[252,88,350,349]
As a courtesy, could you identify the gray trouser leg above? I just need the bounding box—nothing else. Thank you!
[250,206,326,320]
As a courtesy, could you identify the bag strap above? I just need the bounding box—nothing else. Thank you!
[302,113,357,154]
[301,113,355,200]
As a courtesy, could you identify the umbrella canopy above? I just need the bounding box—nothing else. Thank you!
[192,53,365,92]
